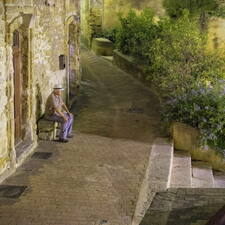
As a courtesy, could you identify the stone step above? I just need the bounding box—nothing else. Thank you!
[192,161,214,188]
[170,150,192,188]
[149,138,174,190]
[213,171,225,188]
[132,138,173,225]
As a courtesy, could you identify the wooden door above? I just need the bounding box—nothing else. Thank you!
[13,31,22,145]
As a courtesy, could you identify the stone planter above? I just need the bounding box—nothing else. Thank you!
[172,122,225,171]
[171,122,200,151]
[92,38,114,56]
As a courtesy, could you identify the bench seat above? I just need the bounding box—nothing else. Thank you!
[37,118,59,141]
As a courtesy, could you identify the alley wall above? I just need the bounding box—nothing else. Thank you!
[0,0,81,178]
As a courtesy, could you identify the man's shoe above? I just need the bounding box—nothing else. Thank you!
[58,138,69,143]
[67,134,73,138]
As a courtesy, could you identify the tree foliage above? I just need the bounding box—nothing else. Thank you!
[116,9,161,63]
[149,10,225,95]
[163,0,218,18]
[116,9,225,152]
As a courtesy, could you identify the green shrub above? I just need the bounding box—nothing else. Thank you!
[162,82,225,152]
[163,0,218,18]
[93,28,118,43]
[116,9,161,64]
[148,10,225,96]
[115,9,225,153]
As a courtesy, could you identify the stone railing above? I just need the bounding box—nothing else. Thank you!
[113,50,149,85]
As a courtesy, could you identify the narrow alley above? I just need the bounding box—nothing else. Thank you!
[0,51,165,225]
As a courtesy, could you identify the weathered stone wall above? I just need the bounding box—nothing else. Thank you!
[140,188,225,225]
[0,2,10,174]
[80,0,165,46]
[33,1,68,115]
[0,0,80,179]
[103,0,165,29]
[208,17,225,50]
[81,0,103,47]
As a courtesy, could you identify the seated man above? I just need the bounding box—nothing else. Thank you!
[45,84,73,143]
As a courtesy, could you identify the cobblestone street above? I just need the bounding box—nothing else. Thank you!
[0,51,165,225]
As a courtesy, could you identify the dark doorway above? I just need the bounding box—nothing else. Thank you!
[13,30,22,146]
[68,23,77,90]
[67,22,78,103]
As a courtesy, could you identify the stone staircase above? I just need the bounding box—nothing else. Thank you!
[171,149,225,189]
[133,138,225,225]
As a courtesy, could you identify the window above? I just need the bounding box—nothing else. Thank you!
[59,55,66,70]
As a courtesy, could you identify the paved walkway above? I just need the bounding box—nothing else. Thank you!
[0,51,165,225]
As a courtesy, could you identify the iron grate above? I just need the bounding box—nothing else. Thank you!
[0,185,27,199]
[31,152,53,160]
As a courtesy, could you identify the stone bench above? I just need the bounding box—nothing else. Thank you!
[92,38,114,56]
[37,117,59,141]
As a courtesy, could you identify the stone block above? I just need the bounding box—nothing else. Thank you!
[172,122,200,152]
[92,38,114,56]
[148,138,174,190]
[113,50,149,84]
[170,150,192,188]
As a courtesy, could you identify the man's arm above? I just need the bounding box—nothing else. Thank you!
[62,103,70,114]
[55,107,68,122]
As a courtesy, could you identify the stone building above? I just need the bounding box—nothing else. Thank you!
[0,0,81,181]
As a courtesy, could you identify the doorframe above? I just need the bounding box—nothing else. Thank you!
[12,29,22,147]
[6,13,36,167]
[65,14,81,104]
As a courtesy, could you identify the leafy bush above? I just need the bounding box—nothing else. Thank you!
[210,5,225,19]
[115,9,225,152]
[163,0,218,18]
[116,9,161,63]
[148,10,225,96]
[93,28,118,43]
[162,82,225,152]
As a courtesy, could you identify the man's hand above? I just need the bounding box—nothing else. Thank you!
[63,116,68,123]
[67,112,73,118]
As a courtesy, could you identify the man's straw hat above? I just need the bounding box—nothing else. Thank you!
[53,84,64,90]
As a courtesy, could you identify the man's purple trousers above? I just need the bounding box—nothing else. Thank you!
[46,113,74,139]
